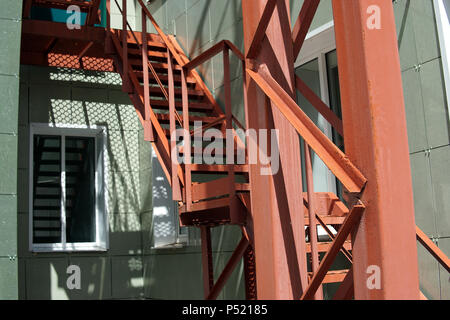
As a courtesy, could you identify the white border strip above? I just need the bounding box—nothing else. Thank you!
[434,0,450,121]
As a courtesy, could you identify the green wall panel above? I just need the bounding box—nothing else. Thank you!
[18,65,149,300]
[0,134,18,194]
[0,195,17,256]
[0,258,18,300]
[0,75,19,134]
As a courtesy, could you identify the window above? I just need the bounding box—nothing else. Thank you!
[29,124,108,252]
[295,23,342,195]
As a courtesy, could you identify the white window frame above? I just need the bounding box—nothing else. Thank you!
[294,21,337,194]
[434,0,450,122]
[29,123,109,252]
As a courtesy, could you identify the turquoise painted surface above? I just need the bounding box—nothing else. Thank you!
[31,0,107,27]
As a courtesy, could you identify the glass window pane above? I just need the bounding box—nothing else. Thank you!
[295,59,323,124]
[33,135,62,244]
[326,50,345,200]
[66,136,96,243]
[295,59,331,193]
[325,50,344,150]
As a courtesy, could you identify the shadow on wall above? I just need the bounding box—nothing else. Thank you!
[20,245,145,300]
[17,65,151,299]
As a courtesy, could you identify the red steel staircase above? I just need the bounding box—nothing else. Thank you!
[21,0,450,300]
[105,0,365,300]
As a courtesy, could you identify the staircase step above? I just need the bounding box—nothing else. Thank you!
[191,178,249,202]
[304,216,346,226]
[162,124,227,137]
[155,113,217,125]
[143,85,204,99]
[187,164,249,173]
[302,192,349,217]
[150,99,213,112]
[130,61,183,73]
[179,195,247,226]
[128,48,174,62]
[306,240,352,254]
[126,38,166,51]
[177,146,240,157]
[308,269,350,284]
[134,71,196,86]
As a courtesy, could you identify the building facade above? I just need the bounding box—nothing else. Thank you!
[0,0,448,299]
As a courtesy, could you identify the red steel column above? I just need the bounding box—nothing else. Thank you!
[332,0,419,299]
[242,0,309,299]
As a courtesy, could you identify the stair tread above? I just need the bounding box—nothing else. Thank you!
[155,113,217,123]
[134,71,196,84]
[144,85,204,97]
[304,216,346,225]
[308,269,350,284]
[126,39,166,50]
[305,240,352,253]
[127,48,170,59]
[130,61,182,71]
[186,164,249,173]
[179,196,232,214]
[150,99,213,111]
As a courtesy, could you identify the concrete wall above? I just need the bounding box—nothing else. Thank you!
[16,64,245,299]
[14,0,247,301]
[17,66,150,299]
[0,0,22,300]
[10,0,449,300]
[394,0,450,300]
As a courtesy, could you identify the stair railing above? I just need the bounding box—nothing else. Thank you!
[106,0,186,194]
[181,40,246,215]
[416,226,450,273]
[107,0,183,127]
[246,63,367,299]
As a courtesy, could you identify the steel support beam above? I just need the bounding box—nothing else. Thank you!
[333,266,354,300]
[207,237,249,300]
[332,0,420,299]
[292,0,320,60]
[201,226,214,298]
[242,0,308,299]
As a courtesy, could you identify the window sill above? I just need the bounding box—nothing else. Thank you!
[31,244,108,253]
